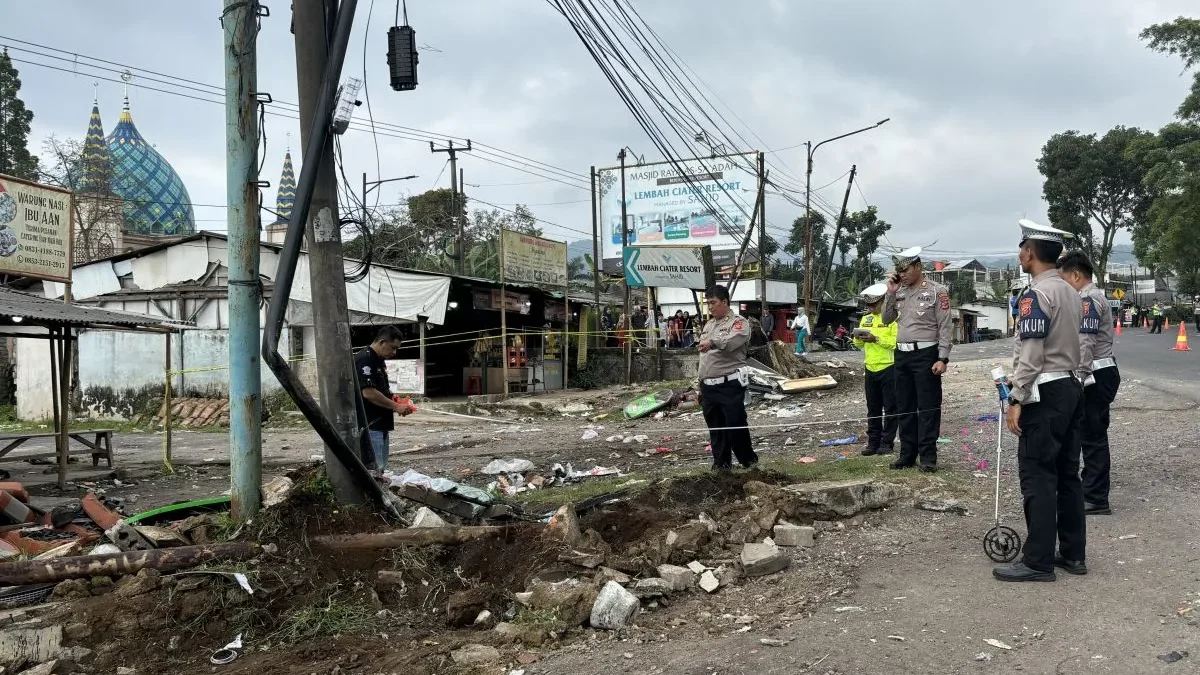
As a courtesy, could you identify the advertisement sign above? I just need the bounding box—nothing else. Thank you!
[622,245,715,289]
[386,359,424,395]
[596,153,758,266]
[501,229,568,287]
[1135,280,1156,295]
[472,288,532,314]
[0,174,74,282]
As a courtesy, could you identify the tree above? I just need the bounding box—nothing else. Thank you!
[1036,126,1154,284]
[841,206,892,287]
[40,135,126,262]
[1131,18,1200,296]
[949,275,978,306]
[0,49,38,180]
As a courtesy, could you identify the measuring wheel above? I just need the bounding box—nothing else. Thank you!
[982,525,1022,563]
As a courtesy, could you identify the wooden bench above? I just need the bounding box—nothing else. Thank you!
[0,430,115,467]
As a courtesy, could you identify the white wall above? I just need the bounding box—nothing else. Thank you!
[15,338,55,421]
[963,303,1009,331]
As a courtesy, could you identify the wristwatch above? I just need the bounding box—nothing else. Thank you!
[938,358,949,365]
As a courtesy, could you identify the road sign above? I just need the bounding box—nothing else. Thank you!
[1112,288,1125,300]
[622,245,715,289]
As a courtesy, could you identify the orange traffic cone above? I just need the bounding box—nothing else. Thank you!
[1174,322,1191,351]
[1166,317,1171,330]
[1115,321,1122,335]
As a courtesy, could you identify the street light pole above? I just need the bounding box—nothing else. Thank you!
[361,173,419,220]
[803,118,890,321]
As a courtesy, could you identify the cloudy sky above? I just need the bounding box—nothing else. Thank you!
[3,0,1196,264]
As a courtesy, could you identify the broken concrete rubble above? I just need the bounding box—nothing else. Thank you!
[632,577,673,599]
[590,581,640,630]
[772,523,815,548]
[451,644,501,666]
[411,506,448,528]
[744,478,906,521]
[698,571,720,593]
[740,543,790,577]
[545,504,583,547]
[656,564,695,591]
[0,623,63,664]
[527,578,597,627]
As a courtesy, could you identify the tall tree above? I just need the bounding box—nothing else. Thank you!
[1036,126,1153,284]
[1132,18,1200,296]
[40,135,126,262]
[0,49,38,180]
[842,206,892,287]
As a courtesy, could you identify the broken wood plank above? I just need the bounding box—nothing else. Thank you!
[0,542,260,585]
[312,526,517,552]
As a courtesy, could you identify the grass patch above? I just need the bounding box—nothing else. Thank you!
[267,588,378,644]
[513,607,561,630]
[292,469,337,503]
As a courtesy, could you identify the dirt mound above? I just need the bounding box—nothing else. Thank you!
[42,466,799,674]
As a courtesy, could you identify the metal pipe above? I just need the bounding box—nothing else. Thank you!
[261,0,397,515]
[224,0,263,520]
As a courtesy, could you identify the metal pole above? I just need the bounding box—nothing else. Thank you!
[619,149,631,385]
[163,332,174,475]
[450,154,461,275]
[563,296,570,391]
[590,166,600,323]
[500,231,509,397]
[48,330,63,490]
[804,141,813,322]
[757,152,768,316]
[224,0,263,520]
[418,316,427,395]
[294,0,364,504]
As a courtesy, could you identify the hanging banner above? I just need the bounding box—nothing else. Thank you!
[0,174,74,283]
[500,229,568,287]
[577,305,591,367]
[622,245,716,289]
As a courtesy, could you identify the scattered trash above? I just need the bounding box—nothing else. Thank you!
[887,635,906,642]
[759,638,790,647]
[624,389,675,420]
[1158,650,1188,663]
[483,459,536,475]
[974,652,993,662]
[819,435,859,447]
[1118,534,1139,540]
[976,414,1000,422]
[834,606,864,613]
[984,639,1013,650]
[797,456,817,464]
[210,634,243,664]
[975,459,990,472]
[580,429,599,441]
[936,438,951,444]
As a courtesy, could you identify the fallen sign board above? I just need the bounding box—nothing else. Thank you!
[623,245,715,289]
[779,375,838,393]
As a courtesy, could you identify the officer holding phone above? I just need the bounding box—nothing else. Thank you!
[853,283,899,456]
[882,247,953,472]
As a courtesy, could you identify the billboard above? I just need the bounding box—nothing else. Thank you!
[623,245,715,289]
[0,174,73,283]
[500,229,568,287]
[597,153,759,266]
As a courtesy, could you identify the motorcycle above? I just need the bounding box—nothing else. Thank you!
[817,334,854,351]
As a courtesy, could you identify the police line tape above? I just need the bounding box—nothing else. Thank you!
[162,327,691,377]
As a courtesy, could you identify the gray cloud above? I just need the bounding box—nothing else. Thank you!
[5,0,1198,261]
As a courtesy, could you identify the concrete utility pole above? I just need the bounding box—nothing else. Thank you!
[223,0,263,519]
[757,151,768,316]
[590,166,601,312]
[293,0,364,504]
[430,140,472,275]
[815,165,856,320]
[618,148,631,386]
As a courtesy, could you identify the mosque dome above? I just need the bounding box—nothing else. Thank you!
[102,99,196,236]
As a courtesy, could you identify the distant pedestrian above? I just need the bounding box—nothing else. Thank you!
[356,325,413,474]
[1193,299,1199,332]
[761,309,775,341]
[1150,302,1164,333]
[790,311,810,354]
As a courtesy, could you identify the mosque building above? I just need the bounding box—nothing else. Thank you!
[73,95,196,261]
[264,149,297,245]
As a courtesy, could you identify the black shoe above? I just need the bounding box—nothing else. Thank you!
[1085,502,1112,515]
[919,465,938,474]
[741,461,760,471]
[861,447,881,456]
[877,446,894,455]
[1053,555,1087,576]
[992,562,1056,582]
[890,460,916,470]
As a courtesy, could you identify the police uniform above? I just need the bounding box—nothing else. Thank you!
[1076,280,1120,514]
[853,283,899,455]
[996,221,1086,581]
[698,312,757,469]
[882,247,953,471]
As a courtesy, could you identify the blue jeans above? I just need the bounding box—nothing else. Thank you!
[368,430,389,473]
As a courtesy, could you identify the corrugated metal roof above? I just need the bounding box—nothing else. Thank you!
[0,287,171,329]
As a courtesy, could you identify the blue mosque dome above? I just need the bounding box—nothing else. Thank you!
[95,98,196,236]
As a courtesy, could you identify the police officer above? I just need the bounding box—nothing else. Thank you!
[853,283,899,456]
[697,284,757,470]
[1058,250,1121,516]
[993,220,1086,582]
[882,247,953,472]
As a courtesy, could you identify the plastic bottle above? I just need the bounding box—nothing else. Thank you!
[991,367,1010,401]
